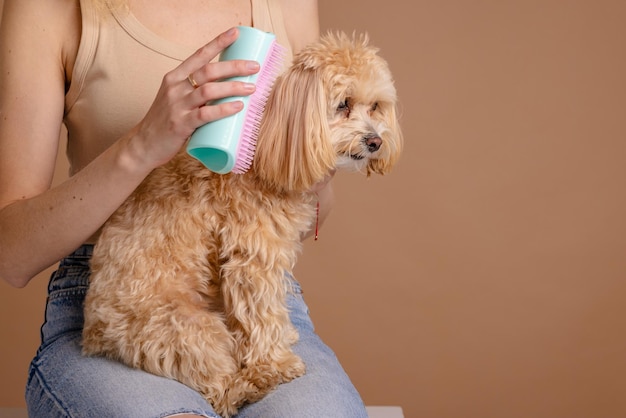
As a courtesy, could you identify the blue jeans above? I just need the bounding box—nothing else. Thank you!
[26,245,367,417]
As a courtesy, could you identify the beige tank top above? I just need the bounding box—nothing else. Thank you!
[64,0,294,176]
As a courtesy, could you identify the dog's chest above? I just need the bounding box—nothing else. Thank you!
[178,174,315,240]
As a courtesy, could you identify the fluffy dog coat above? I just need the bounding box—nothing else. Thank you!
[82,32,403,417]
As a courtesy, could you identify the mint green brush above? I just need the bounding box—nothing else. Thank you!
[186,26,285,174]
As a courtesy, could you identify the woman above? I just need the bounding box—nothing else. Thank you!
[0,0,367,416]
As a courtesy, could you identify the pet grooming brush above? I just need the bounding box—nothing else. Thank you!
[186,26,285,174]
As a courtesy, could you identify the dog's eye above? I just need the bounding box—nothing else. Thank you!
[337,99,350,115]
[371,102,379,112]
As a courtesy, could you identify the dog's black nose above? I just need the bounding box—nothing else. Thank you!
[364,136,382,153]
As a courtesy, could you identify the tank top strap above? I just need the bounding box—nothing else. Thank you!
[65,0,100,113]
[251,0,294,66]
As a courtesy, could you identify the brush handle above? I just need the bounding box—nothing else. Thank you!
[186,26,278,174]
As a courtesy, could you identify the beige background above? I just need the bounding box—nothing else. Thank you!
[2,1,626,417]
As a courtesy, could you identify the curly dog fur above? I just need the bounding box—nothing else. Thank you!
[82,32,403,417]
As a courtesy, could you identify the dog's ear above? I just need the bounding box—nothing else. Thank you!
[254,63,336,192]
[368,101,404,176]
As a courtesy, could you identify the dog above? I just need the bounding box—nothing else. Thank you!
[82,32,403,417]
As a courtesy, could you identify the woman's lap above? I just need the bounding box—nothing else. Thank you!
[27,332,218,418]
[236,280,367,418]
[26,247,366,418]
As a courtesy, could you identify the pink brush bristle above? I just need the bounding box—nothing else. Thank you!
[232,40,286,174]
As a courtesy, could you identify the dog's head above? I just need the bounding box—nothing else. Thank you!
[254,32,403,192]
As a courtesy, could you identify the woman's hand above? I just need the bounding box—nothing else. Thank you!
[309,169,336,195]
[129,27,261,168]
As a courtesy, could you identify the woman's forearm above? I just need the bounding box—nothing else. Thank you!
[0,133,153,288]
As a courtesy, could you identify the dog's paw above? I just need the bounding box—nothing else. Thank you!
[244,352,307,393]
[205,374,252,418]
[277,352,306,383]
[212,399,239,418]
[211,370,268,416]
[219,354,307,412]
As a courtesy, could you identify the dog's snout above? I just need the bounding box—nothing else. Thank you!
[364,135,382,153]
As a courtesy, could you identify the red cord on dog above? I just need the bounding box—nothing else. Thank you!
[315,200,320,241]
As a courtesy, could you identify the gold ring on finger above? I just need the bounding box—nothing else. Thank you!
[187,73,199,89]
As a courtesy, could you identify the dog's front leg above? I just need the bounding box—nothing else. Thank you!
[221,261,306,399]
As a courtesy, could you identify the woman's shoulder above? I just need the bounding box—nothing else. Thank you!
[1,0,81,81]
[276,0,320,53]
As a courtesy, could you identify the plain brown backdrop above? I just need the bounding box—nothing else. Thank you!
[3,1,626,417]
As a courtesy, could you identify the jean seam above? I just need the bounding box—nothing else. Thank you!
[29,362,75,418]
[158,410,217,418]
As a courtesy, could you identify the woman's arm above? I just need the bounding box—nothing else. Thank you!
[0,0,85,287]
[280,0,320,53]
[0,1,257,287]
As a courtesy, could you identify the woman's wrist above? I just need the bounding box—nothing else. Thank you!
[114,127,165,180]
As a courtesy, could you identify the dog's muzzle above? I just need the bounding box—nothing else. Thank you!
[350,134,383,160]
[364,134,382,153]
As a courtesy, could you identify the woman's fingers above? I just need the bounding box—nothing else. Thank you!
[186,79,255,111]
[176,27,260,87]
[173,26,262,121]
[185,99,245,128]
[176,27,240,76]
[132,27,265,167]
[185,59,260,90]
[186,85,255,126]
